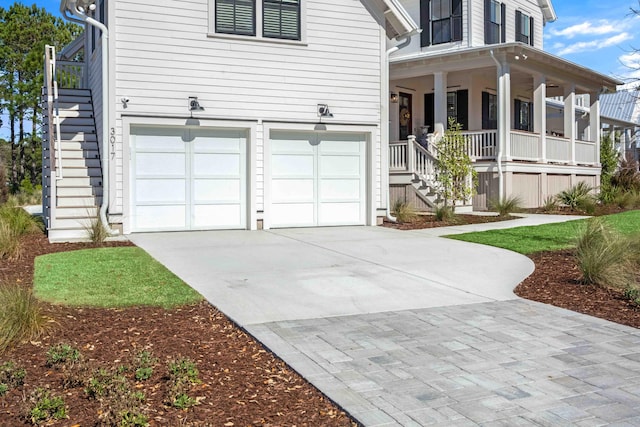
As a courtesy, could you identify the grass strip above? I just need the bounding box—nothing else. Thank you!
[34,247,202,308]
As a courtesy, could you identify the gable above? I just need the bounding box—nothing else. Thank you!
[363,0,420,39]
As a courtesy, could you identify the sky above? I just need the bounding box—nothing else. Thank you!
[0,0,638,85]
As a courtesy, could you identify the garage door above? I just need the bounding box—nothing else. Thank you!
[269,131,366,227]
[131,127,246,232]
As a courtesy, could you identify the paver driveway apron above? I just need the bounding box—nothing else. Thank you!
[131,223,640,426]
[130,226,533,325]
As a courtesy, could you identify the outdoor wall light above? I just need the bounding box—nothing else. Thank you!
[189,96,204,112]
[390,92,399,103]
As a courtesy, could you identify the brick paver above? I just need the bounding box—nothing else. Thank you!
[247,300,640,426]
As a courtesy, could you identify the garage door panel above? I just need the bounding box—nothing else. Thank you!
[136,179,186,203]
[271,203,315,226]
[320,139,362,153]
[272,155,314,177]
[271,132,315,152]
[134,133,185,151]
[192,130,245,152]
[271,179,314,202]
[193,179,241,202]
[193,205,243,228]
[193,153,241,176]
[319,203,362,225]
[320,155,361,176]
[135,153,186,176]
[320,179,361,201]
[136,205,186,230]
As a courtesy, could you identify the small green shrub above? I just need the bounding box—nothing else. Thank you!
[85,367,148,425]
[85,215,109,244]
[0,383,8,396]
[576,196,597,215]
[541,195,558,212]
[623,286,640,305]
[0,361,26,393]
[575,218,634,289]
[166,357,200,410]
[434,204,454,222]
[557,182,594,210]
[612,154,640,192]
[0,221,21,260]
[488,195,522,217]
[27,388,67,425]
[0,205,42,236]
[391,200,416,223]
[0,285,47,352]
[134,350,157,381]
[46,344,81,367]
[172,393,197,410]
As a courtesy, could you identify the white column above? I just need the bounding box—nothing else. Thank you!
[498,61,511,161]
[434,72,448,137]
[589,91,601,166]
[564,85,576,165]
[534,74,547,163]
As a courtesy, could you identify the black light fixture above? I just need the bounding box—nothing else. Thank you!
[189,96,204,112]
[390,92,399,103]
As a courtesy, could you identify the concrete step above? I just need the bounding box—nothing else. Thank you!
[56,206,98,218]
[61,157,101,168]
[48,228,91,243]
[57,196,100,208]
[56,186,102,197]
[58,117,95,127]
[52,216,95,230]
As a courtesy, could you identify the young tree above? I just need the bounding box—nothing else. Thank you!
[434,118,478,211]
[599,133,619,189]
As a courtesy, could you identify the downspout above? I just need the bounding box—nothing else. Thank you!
[66,2,117,235]
[489,49,504,201]
[384,33,416,222]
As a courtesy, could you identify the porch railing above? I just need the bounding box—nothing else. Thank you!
[56,60,85,89]
[464,130,497,159]
[389,137,437,184]
[576,140,598,165]
[510,130,540,161]
[547,136,571,163]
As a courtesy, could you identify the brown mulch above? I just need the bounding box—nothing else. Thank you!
[0,234,356,426]
[382,213,515,230]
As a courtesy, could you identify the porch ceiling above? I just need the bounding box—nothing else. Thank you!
[391,43,622,95]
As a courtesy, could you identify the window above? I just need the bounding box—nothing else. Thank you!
[515,10,534,46]
[420,0,462,47]
[447,90,468,129]
[514,99,533,131]
[213,0,301,40]
[484,0,505,44]
[482,92,497,129]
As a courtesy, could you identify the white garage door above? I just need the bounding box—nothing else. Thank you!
[269,131,366,228]
[131,127,246,232]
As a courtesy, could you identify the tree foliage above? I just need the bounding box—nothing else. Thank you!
[434,118,477,211]
[599,133,619,189]
[0,3,82,194]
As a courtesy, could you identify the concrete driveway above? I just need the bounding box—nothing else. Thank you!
[130,225,533,326]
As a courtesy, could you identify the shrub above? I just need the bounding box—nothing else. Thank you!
[84,215,109,244]
[575,219,634,289]
[0,221,21,260]
[27,388,67,425]
[46,344,81,367]
[557,182,594,210]
[391,200,416,223]
[134,350,157,381]
[0,285,47,352]
[434,204,454,222]
[166,357,200,409]
[0,205,42,236]
[488,195,522,217]
[0,361,26,392]
[541,196,558,213]
[599,134,619,189]
[85,367,148,425]
[612,153,640,192]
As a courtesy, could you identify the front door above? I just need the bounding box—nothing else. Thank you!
[399,92,412,140]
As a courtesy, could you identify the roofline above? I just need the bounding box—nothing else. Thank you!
[538,0,557,23]
[377,0,420,39]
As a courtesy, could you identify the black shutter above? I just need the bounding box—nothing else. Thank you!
[420,0,431,47]
[529,16,534,46]
[482,92,490,130]
[529,102,534,132]
[264,0,300,40]
[452,0,463,42]
[424,93,435,134]
[457,90,469,130]
[514,99,521,130]
[484,0,491,44]
[500,3,506,43]
[216,0,256,36]
[515,10,522,42]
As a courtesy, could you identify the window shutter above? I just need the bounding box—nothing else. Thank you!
[452,0,462,42]
[216,0,256,36]
[263,0,300,40]
[484,0,491,44]
[482,92,490,130]
[528,102,534,132]
[420,0,431,47]
[529,16,534,46]
[500,3,506,42]
[514,99,522,130]
[424,93,435,133]
[457,90,468,130]
[515,10,521,42]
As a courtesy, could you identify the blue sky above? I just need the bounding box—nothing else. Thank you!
[0,0,638,84]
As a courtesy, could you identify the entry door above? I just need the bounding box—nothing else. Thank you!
[399,92,413,140]
[269,131,366,228]
[131,127,246,232]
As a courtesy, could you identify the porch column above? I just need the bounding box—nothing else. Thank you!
[497,61,511,161]
[564,84,576,165]
[433,72,448,137]
[533,74,547,163]
[589,91,601,166]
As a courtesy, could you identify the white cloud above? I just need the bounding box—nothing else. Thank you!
[617,52,640,89]
[556,32,634,55]
[549,21,618,39]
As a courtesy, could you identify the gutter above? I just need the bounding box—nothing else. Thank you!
[384,30,419,222]
[489,49,504,201]
[62,0,117,235]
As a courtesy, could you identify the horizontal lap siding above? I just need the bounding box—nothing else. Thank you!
[113,0,383,215]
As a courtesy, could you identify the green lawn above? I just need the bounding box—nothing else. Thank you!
[34,247,202,308]
[446,210,640,255]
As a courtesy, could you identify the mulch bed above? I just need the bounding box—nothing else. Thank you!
[382,213,515,230]
[0,234,356,426]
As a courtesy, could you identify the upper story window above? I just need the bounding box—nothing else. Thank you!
[515,10,534,46]
[420,0,462,47]
[484,0,505,45]
[213,0,301,40]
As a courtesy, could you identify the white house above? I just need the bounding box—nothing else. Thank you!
[387,0,622,210]
[43,0,420,241]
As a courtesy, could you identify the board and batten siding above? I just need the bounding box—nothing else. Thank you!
[112,0,384,215]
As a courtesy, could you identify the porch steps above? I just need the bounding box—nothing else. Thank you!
[42,87,103,242]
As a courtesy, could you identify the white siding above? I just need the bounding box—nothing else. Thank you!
[112,0,385,219]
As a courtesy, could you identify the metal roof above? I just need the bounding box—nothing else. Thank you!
[600,90,640,125]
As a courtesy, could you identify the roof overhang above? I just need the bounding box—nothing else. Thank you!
[391,43,622,94]
[364,0,420,40]
[538,0,557,23]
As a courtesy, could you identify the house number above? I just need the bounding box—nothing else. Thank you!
[110,128,116,159]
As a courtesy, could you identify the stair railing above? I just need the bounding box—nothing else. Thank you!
[44,45,63,180]
[407,135,438,186]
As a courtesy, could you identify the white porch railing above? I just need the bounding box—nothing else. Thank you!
[389,137,437,184]
[56,60,85,89]
[463,130,497,159]
[510,130,540,161]
[547,136,571,163]
[576,140,598,165]
[389,141,408,171]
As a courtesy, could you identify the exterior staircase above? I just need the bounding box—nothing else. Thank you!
[42,87,102,242]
